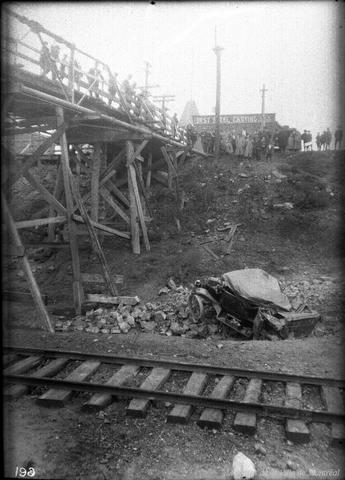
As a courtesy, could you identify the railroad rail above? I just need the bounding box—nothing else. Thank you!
[3,346,345,444]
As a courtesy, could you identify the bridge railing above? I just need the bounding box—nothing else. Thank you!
[3,7,187,145]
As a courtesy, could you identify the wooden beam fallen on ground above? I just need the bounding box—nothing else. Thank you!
[81,273,124,285]
[86,294,140,306]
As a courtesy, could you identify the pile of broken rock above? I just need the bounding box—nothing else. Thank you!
[55,279,220,338]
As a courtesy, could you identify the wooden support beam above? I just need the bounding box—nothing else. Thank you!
[15,216,66,229]
[23,170,67,216]
[91,143,101,223]
[72,215,130,239]
[9,125,66,188]
[48,164,65,241]
[128,163,150,252]
[69,174,118,296]
[1,193,54,332]
[146,151,152,189]
[105,180,129,208]
[99,186,130,224]
[56,106,83,314]
[126,141,140,254]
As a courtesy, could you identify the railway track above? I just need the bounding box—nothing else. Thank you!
[3,346,345,444]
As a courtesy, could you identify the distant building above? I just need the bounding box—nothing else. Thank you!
[192,113,281,135]
[179,100,199,127]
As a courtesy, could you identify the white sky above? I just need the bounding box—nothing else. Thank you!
[8,1,345,138]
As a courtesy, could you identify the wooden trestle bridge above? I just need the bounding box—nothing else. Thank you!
[1,8,207,330]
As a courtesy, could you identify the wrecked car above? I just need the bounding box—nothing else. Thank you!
[188,268,320,340]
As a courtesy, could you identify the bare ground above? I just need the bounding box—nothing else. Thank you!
[3,150,345,479]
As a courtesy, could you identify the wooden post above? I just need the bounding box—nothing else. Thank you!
[56,106,83,314]
[1,193,54,332]
[126,141,140,254]
[91,143,102,223]
[48,163,64,240]
[146,151,152,189]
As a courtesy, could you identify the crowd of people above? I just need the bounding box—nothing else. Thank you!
[199,129,277,160]
[38,41,185,141]
[316,127,343,151]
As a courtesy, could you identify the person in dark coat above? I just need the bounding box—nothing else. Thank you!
[316,133,321,151]
[334,126,343,150]
[39,41,51,77]
[325,128,332,150]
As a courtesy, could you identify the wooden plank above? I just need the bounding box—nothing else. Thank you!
[198,375,235,429]
[129,164,150,251]
[322,386,345,445]
[285,382,310,443]
[4,356,41,375]
[126,367,171,418]
[81,273,123,285]
[86,294,139,306]
[3,290,48,305]
[126,141,140,254]
[202,244,220,260]
[1,194,54,333]
[83,364,139,411]
[100,186,130,224]
[4,357,69,400]
[167,372,208,424]
[56,106,83,314]
[233,378,262,434]
[3,245,25,257]
[15,216,66,229]
[37,360,101,407]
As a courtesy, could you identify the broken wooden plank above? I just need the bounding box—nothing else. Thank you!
[83,364,139,411]
[202,244,220,260]
[285,382,310,443]
[321,386,345,445]
[81,273,123,285]
[126,367,171,418]
[86,294,139,306]
[167,372,207,424]
[233,378,263,434]
[4,357,69,400]
[198,375,235,429]
[4,356,42,375]
[37,360,100,407]
[3,290,48,305]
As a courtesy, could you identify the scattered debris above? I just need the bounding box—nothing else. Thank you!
[232,452,256,480]
[273,202,294,210]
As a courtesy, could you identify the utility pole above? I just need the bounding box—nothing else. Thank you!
[213,29,224,158]
[139,61,160,96]
[260,84,268,130]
